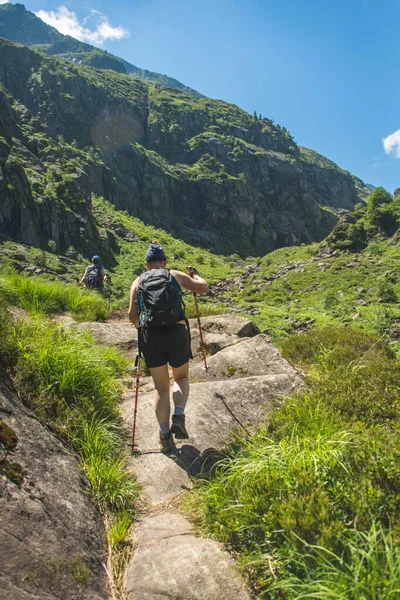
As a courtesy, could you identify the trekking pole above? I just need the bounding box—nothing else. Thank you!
[105,275,112,310]
[214,393,251,437]
[187,266,208,372]
[131,350,141,453]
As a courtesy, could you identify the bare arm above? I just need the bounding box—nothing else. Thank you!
[171,270,209,294]
[80,268,87,285]
[128,277,140,328]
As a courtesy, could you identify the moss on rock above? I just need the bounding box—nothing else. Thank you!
[0,421,18,451]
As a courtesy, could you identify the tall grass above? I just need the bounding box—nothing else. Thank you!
[70,415,139,592]
[271,523,400,599]
[15,319,126,423]
[186,327,400,597]
[0,272,108,321]
[71,416,139,513]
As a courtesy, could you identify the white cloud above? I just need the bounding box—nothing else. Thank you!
[0,1,9,4]
[382,129,400,159]
[35,5,129,46]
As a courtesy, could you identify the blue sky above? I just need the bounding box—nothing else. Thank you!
[7,0,400,192]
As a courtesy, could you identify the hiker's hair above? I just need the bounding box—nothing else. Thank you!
[151,239,160,245]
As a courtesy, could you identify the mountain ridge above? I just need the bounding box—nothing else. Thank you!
[0,2,203,96]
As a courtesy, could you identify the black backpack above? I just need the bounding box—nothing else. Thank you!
[85,265,103,289]
[138,268,185,328]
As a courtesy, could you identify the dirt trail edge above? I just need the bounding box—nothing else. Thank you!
[81,315,303,600]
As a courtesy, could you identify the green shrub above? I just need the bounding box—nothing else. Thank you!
[323,291,339,310]
[377,280,398,303]
[281,328,400,423]
[280,327,392,370]
[365,240,383,255]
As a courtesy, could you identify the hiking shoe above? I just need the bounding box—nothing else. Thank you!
[171,414,189,439]
[159,431,174,453]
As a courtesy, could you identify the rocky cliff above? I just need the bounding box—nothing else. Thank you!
[0,38,369,257]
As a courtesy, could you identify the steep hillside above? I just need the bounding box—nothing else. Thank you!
[0,2,201,96]
[0,38,369,258]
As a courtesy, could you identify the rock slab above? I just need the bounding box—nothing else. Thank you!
[0,381,110,600]
[125,512,250,600]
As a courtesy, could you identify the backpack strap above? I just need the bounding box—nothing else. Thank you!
[170,274,193,359]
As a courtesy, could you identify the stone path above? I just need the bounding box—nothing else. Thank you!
[81,315,303,600]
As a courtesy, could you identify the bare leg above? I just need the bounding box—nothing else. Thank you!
[150,364,171,426]
[171,362,189,411]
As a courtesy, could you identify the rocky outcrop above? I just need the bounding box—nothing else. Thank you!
[0,379,110,600]
[74,320,138,357]
[0,39,368,256]
[0,83,108,256]
[190,333,297,381]
[189,314,260,356]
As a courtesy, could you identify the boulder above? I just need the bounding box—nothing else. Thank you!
[0,381,110,600]
[190,334,298,382]
[189,315,260,359]
[189,314,260,338]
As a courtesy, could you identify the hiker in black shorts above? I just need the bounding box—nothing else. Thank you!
[128,241,209,452]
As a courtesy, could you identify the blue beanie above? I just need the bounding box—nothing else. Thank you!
[92,255,101,264]
[146,243,166,262]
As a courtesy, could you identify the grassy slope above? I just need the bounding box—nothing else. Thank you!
[229,239,400,349]
[1,197,400,336]
[185,326,400,597]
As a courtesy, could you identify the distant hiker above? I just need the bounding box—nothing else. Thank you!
[80,255,107,293]
[128,241,209,452]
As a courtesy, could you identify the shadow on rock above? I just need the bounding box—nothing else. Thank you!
[170,444,226,477]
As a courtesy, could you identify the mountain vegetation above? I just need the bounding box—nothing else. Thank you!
[326,186,400,252]
[0,34,370,258]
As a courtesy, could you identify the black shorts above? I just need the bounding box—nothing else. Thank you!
[140,324,190,369]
